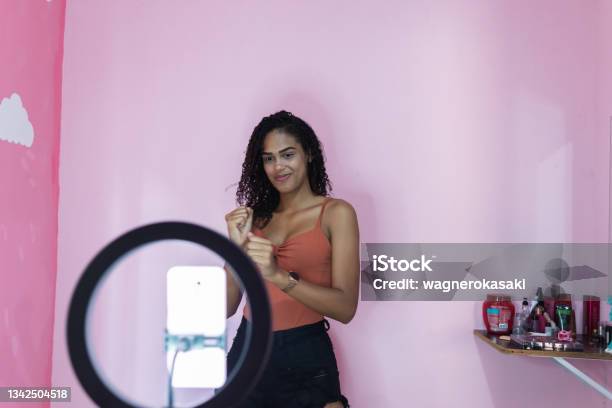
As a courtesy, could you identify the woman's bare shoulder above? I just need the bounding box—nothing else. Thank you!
[324,197,358,226]
[326,197,356,213]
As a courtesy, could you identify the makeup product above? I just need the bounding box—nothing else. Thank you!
[544,296,555,322]
[583,295,600,337]
[520,298,530,327]
[545,325,553,336]
[511,334,584,351]
[527,301,556,333]
[483,294,514,335]
[597,322,606,346]
[556,303,572,332]
[529,289,542,314]
[512,312,523,335]
[606,323,612,346]
[554,293,575,333]
[558,330,572,341]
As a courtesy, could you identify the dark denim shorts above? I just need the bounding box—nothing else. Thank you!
[226,317,349,408]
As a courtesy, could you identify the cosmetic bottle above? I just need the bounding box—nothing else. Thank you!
[583,295,600,337]
[483,294,514,335]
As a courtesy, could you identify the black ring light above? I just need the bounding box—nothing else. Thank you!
[67,221,272,408]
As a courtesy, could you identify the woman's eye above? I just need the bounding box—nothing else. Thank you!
[283,153,294,159]
[263,156,273,162]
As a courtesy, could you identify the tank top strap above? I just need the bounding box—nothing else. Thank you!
[316,197,332,227]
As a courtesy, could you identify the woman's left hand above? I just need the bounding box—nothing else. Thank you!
[244,232,280,280]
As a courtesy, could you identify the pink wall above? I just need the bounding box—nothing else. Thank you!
[0,0,66,403]
[52,1,611,407]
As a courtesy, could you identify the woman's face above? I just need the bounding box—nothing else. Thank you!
[261,130,309,194]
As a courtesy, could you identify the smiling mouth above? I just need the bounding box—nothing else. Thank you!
[275,174,291,182]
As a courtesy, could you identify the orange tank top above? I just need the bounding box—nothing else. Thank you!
[243,197,332,331]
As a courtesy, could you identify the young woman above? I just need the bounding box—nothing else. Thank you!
[224,111,360,407]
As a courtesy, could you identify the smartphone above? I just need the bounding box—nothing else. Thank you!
[166,266,227,388]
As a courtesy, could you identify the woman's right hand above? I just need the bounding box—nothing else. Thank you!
[225,206,253,248]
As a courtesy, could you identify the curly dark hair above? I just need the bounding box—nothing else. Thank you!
[236,110,332,228]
